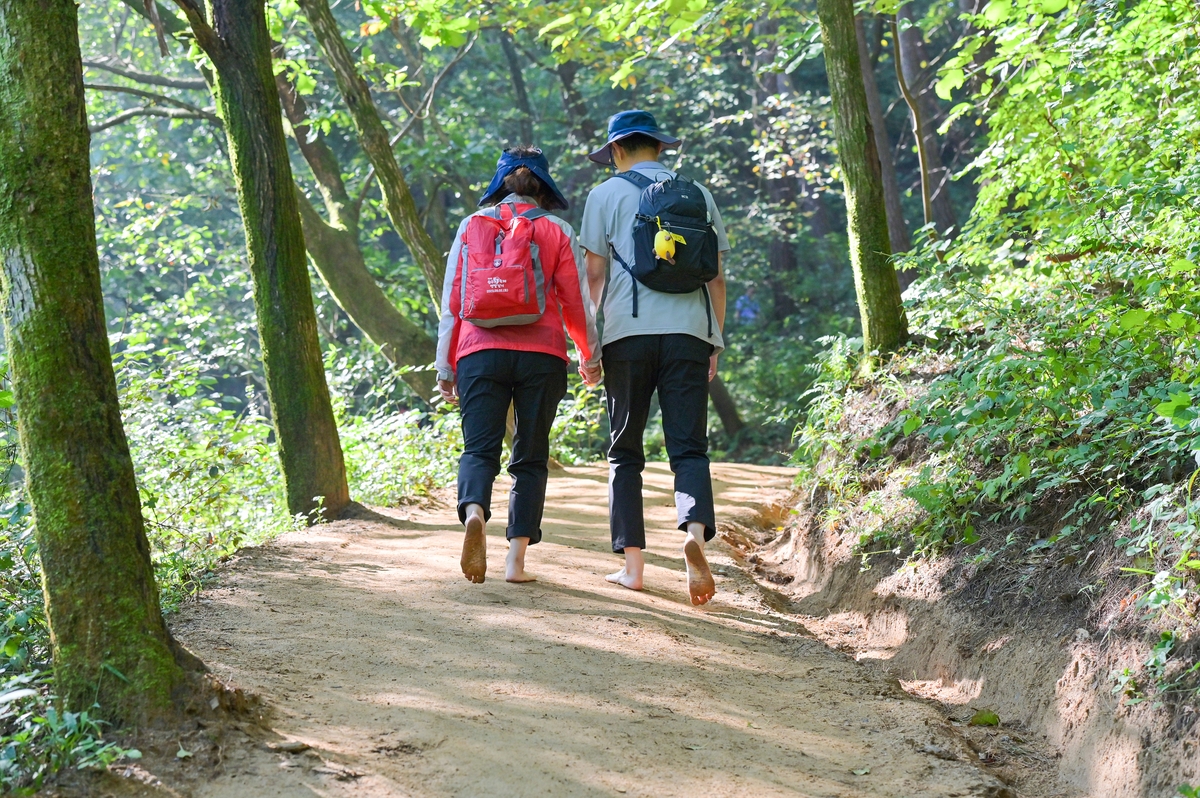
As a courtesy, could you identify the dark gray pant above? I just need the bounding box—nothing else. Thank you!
[603,334,716,553]
[456,349,567,544]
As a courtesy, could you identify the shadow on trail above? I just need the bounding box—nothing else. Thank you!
[173,463,1005,798]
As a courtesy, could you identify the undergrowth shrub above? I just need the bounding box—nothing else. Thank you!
[796,247,1200,698]
[0,339,466,790]
[795,0,1200,703]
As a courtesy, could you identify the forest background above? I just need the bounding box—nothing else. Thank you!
[1,0,1198,791]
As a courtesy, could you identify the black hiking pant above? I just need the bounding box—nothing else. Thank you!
[456,349,567,544]
[603,334,716,553]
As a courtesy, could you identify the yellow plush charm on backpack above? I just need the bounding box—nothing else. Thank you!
[653,217,687,263]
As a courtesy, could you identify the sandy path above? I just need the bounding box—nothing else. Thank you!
[170,464,1011,798]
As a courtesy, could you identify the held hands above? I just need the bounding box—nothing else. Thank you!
[708,352,719,383]
[580,360,603,387]
[437,378,458,404]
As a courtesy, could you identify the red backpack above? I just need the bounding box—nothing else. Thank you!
[455,203,551,327]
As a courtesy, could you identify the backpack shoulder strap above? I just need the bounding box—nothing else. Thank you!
[518,207,553,221]
[615,170,654,190]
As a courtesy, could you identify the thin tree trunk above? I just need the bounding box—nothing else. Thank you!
[0,0,193,721]
[709,376,746,438]
[297,0,445,314]
[276,76,438,401]
[556,61,597,148]
[498,30,534,146]
[856,14,910,253]
[816,0,907,355]
[551,60,599,221]
[750,27,803,321]
[892,15,935,234]
[896,3,957,235]
[173,0,349,519]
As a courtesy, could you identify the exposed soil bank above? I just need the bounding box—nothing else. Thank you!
[743,497,1200,798]
[51,463,1021,798]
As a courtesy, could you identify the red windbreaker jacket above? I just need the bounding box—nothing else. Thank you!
[436,196,600,379]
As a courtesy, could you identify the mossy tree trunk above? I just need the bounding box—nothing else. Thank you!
[816,0,908,354]
[173,0,349,519]
[0,0,192,722]
[297,0,446,314]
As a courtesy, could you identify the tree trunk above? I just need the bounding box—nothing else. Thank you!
[297,0,445,314]
[0,0,191,722]
[175,0,349,519]
[276,76,438,401]
[498,30,534,146]
[816,0,907,354]
[708,376,746,438]
[551,60,599,221]
[556,61,597,148]
[856,14,910,254]
[897,3,957,235]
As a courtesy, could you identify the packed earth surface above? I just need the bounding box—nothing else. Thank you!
[81,464,1057,797]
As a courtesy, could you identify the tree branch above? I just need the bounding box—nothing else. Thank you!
[89,105,219,133]
[118,0,189,37]
[168,0,220,56]
[352,33,476,217]
[1044,244,1168,264]
[143,0,170,56]
[85,83,215,119]
[82,58,207,90]
[275,68,355,226]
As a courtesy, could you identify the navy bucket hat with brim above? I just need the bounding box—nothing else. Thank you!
[478,147,569,211]
[587,109,682,166]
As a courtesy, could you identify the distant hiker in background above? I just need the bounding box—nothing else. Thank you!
[437,147,601,584]
[580,110,729,606]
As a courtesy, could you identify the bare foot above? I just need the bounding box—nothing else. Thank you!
[505,538,536,583]
[505,567,536,583]
[605,567,643,590]
[683,536,715,606]
[461,513,486,584]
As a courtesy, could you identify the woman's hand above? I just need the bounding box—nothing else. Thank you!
[580,361,602,386]
[708,352,719,382]
[437,378,458,404]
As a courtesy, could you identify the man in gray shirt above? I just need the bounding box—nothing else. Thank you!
[580,110,729,606]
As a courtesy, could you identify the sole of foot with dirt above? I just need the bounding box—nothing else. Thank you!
[115,464,1014,797]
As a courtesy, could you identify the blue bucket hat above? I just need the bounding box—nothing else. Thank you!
[587,109,682,166]
[478,147,569,211]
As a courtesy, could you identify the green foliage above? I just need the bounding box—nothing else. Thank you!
[0,688,141,796]
[549,378,607,466]
[115,339,302,610]
[340,409,462,506]
[797,0,1200,703]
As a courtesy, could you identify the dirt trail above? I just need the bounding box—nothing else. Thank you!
[167,464,1012,798]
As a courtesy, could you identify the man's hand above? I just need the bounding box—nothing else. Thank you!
[708,352,719,383]
[437,378,458,404]
[580,360,603,386]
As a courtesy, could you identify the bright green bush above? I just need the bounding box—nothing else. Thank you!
[798,0,1200,700]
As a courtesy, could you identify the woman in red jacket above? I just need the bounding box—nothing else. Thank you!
[436,147,601,584]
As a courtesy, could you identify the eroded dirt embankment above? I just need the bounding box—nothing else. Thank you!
[64,463,1020,798]
[741,494,1200,798]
